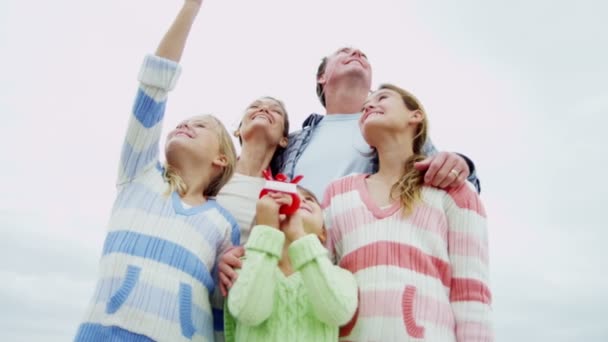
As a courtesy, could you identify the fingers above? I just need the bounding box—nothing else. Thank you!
[219,274,229,297]
[423,153,446,185]
[217,247,244,296]
[414,157,432,171]
[437,155,460,188]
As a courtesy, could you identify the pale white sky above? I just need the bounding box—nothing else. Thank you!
[1,0,607,341]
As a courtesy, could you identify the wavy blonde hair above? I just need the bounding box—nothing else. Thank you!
[164,115,237,198]
[378,84,429,216]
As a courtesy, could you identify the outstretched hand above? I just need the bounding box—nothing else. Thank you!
[185,0,203,6]
[414,152,469,189]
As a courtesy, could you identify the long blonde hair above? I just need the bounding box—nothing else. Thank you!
[164,115,237,197]
[378,84,429,216]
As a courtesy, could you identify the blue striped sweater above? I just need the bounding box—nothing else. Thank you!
[75,55,240,342]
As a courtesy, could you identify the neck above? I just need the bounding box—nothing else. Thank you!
[236,138,278,177]
[372,135,415,184]
[278,242,295,276]
[324,79,369,115]
[175,164,212,205]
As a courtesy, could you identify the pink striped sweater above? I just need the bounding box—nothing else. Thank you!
[322,174,493,342]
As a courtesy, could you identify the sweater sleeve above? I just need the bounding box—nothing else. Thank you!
[227,225,284,326]
[288,234,358,327]
[117,54,181,185]
[445,184,494,341]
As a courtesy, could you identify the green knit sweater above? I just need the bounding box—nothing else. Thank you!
[224,225,358,342]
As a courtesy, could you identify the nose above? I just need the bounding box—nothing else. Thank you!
[351,49,364,58]
[362,102,376,113]
[177,121,190,129]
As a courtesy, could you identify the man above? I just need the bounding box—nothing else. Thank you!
[274,47,479,197]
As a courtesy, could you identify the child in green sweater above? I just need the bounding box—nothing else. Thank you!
[224,186,358,342]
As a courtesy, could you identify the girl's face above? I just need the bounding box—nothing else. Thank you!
[296,188,325,241]
[165,115,225,166]
[359,88,422,143]
[238,98,287,147]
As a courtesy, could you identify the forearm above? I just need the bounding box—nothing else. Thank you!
[227,226,283,326]
[118,55,181,185]
[289,235,358,326]
[155,1,201,62]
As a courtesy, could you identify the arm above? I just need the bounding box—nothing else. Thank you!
[117,1,202,185]
[288,235,358,326]
[227,225,283,326]
[210,212,241,336]
[445,184,493,341]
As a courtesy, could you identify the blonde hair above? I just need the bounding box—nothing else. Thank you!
[164,115,237,198]
[378,84,429,216]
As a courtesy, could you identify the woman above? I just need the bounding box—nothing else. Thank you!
[216,96,290,241]
[323,84,493,341]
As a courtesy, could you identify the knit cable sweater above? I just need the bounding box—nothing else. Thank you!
[75,55,240,342]
[323,174,493,341]
[224,225,358,342]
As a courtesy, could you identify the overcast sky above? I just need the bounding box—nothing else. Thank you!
[1,0,607,341]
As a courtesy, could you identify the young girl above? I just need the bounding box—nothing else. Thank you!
[323,84,493,341]
[223,186,358,342]
[75,1,239,341]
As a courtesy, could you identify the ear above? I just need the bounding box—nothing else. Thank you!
[278,136,288,148]
[233,130,240,138]
[212,154,229,168]
[409,109,424,124]
[317,72,327,86]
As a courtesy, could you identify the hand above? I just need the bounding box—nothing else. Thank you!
[280,212,307,242]
[185,0,203,6]
[218,246,244,297]
[414,152,469,189]
[256,192,293,229]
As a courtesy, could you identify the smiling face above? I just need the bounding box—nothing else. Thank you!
[165,114,234,189]
[166,115,223,161]
[359,85,426,149]
[296,186,326,242]
[237,97,289,148]
[316,47,372,105]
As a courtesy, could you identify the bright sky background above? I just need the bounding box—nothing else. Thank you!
[1,0,607,341]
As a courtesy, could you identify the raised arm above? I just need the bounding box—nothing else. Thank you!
[117,1,202,185]
[445,184,493,341]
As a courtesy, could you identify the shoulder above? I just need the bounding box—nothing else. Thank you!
[428,183,486,218]
[321,173,366,208]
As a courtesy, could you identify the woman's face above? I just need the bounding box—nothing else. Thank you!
[238,97,287,147]
[359,88,420,144]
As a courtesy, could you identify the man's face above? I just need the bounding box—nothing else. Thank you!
[318,47,372,91]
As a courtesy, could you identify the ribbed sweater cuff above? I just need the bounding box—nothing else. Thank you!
[245,225,285,258]
[138,54,182,91]
[288,234,327,270]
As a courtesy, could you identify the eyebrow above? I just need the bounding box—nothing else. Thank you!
[362,90,393,107]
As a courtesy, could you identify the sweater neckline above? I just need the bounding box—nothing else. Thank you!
[276,269,302,286]
[354,174,401,219]
[171,191,216,216]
